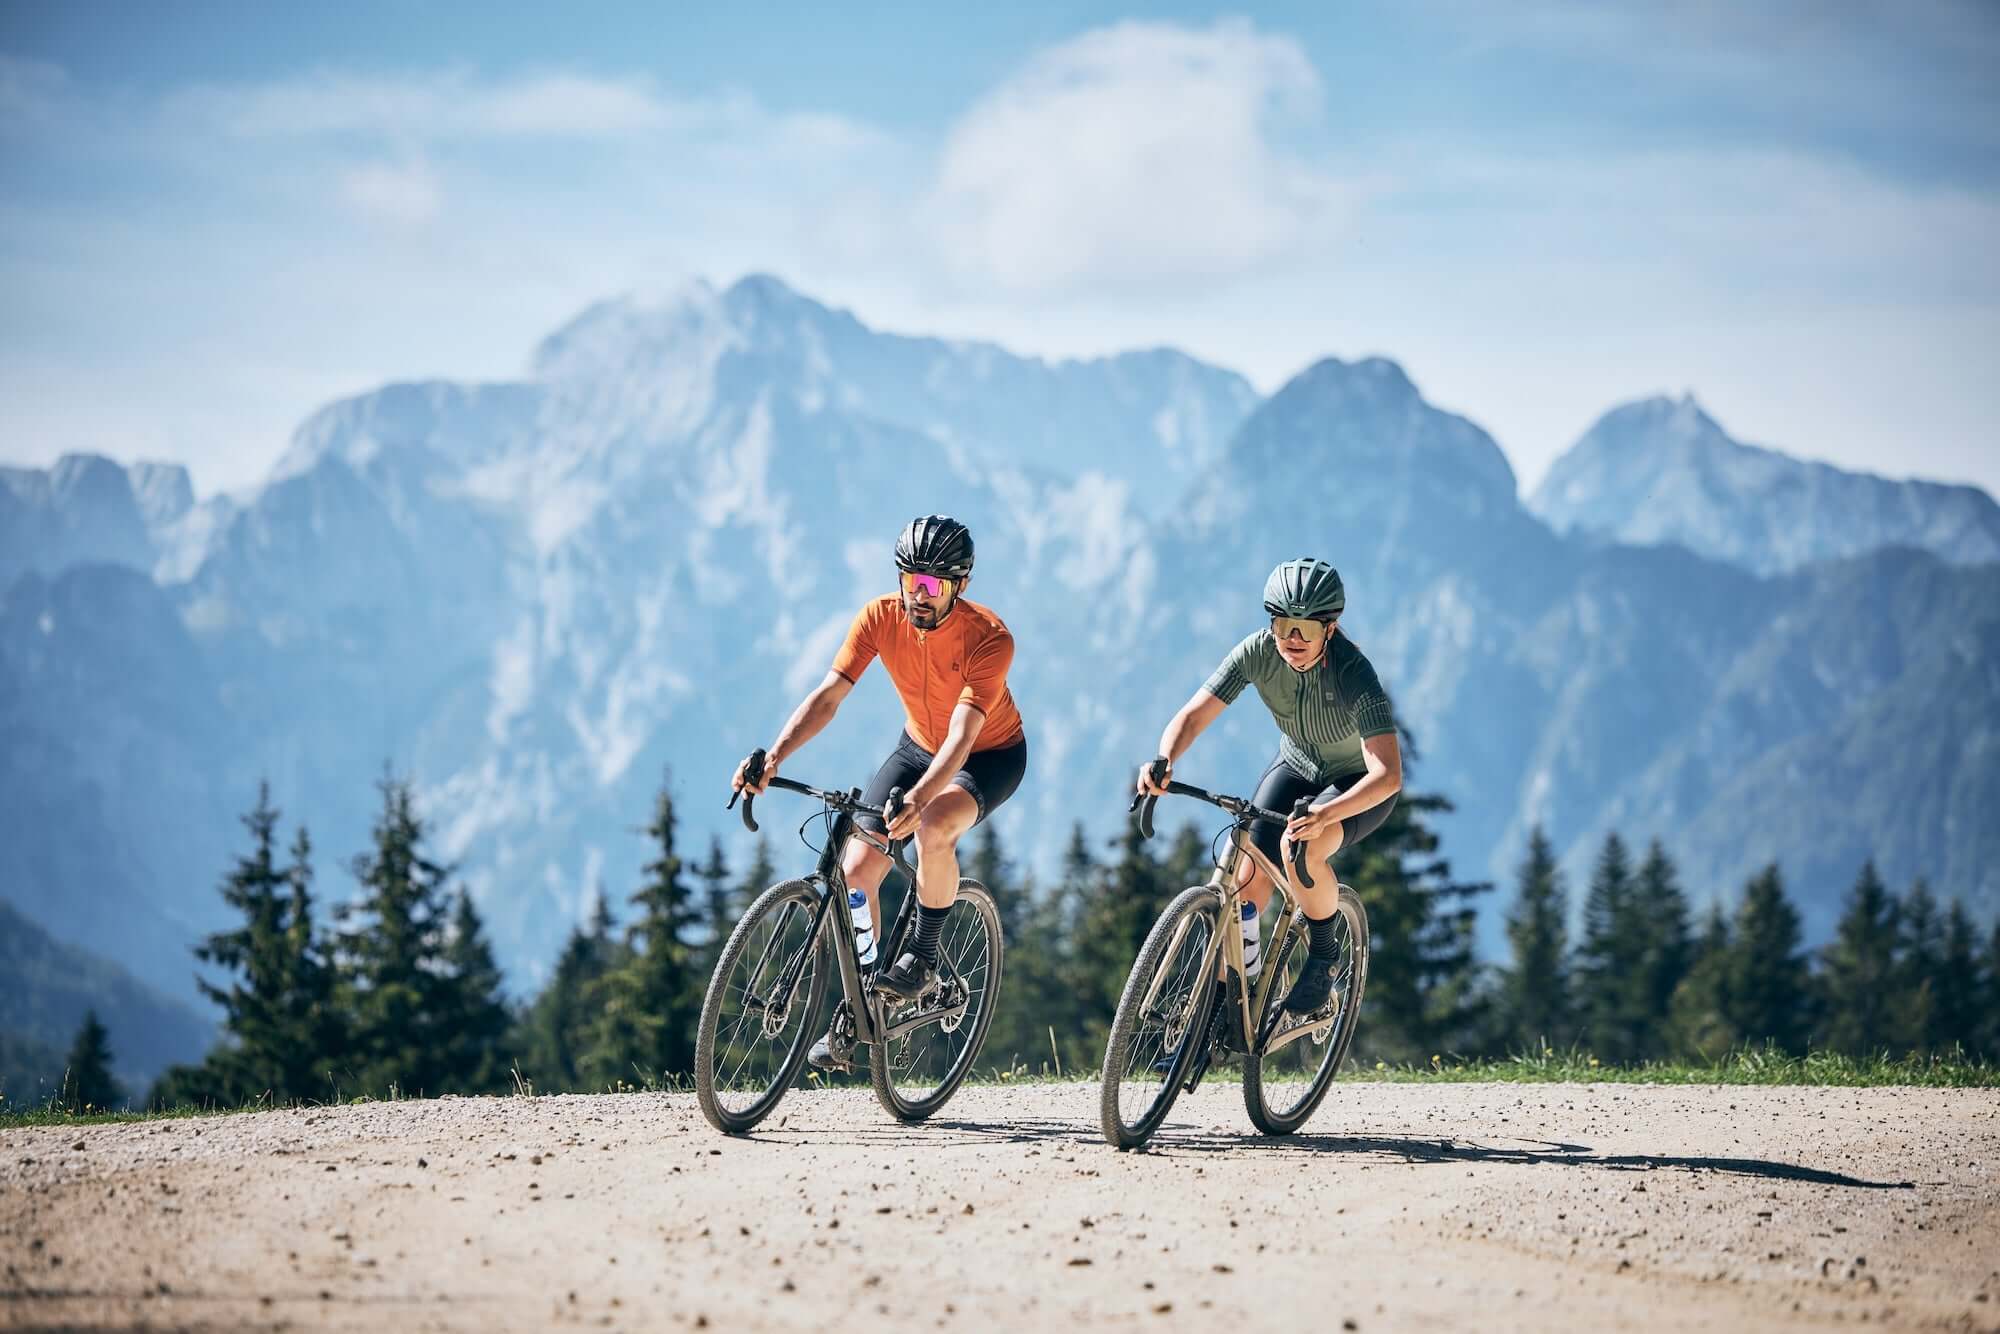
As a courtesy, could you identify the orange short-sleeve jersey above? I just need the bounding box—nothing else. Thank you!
[829,595,1026,754]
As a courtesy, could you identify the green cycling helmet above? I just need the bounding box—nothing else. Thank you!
[1262,557,1345,621]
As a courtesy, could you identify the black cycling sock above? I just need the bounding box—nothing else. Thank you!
[1306,910,1341,960]
[910,903,951,965]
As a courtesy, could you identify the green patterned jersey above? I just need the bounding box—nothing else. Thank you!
[1201,629,1396,783]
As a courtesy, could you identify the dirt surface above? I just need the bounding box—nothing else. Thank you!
[4,1082,1997,1332]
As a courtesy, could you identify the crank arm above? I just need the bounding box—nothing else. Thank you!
[879,1001,971,1043]
[1260,1003,1341,1055]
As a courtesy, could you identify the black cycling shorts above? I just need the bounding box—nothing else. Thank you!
[1245,753,1396,874]
[854,731,1029,838]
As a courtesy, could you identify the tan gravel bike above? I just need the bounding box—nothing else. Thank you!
[695,749,1003,1134]
[1099,766,1368,1149]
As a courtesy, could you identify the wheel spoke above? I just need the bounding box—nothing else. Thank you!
[877,890,1000,1114]
[1115,903,1215,1131]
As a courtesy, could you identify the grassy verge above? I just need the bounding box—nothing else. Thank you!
[5,1049,1994,1130]
[1338,1047,2000,1088]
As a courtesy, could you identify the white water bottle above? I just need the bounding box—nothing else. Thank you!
[849,890,877,966]
[1241,901,1261,978]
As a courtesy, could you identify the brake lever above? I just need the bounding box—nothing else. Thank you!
[1129,757,1168,841]
[882,786,907,836]
[730,748,768,833]
[1288,796,1316,889]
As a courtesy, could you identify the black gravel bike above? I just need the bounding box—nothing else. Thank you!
[1098,765,1369,1149]
[694,749,1004,1134]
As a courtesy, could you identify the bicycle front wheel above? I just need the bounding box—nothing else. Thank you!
[1242,882,1368,1136]
[1099,885,1223,1150]
[869,879,1004,1122]
[695,878,831,1135]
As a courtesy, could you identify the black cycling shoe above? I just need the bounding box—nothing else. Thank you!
[1282,956,1338,1016]
[873,951,936,1002]
[807,1022,855,1073]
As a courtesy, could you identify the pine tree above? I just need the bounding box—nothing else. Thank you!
[969,822,1026,964]
[1818,862,1901,1056]
[176,785,344,1104]
[336,775,459,1097]
[273,825,346,1102]
[1631,840,1692,1060]
[1501,827,1570,1053]
[1983,923,2000,1058]
[1574,832,1643,1062]
[63,1010,124,1112]
[1345,792,1491,1063]
[514,900,623,1093]
[1926,900,1983,1058]
[967,821,1036,1071]
[738,836,778,908]
[1893,879,1942,1054]
[438,890,513,1093]
[191,782,291,1102]
[1031,822,1103,1071]
[584,783,704,1087]
[693,837,738,980]
[1665,901,1736,1058]
[1160,822,1211,893]
[1070,822,1163,1065]
[1722,865,1811,1053]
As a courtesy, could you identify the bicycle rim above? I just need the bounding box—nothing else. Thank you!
[695,879,829,1134]
[1243,884,1368,1135]
[1100,886,1221,1150]
[869,880,1004,1122]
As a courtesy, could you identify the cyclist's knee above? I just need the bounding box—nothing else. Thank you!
[915,813,964,858]
[842,836,891,885]
[915,791,976,855]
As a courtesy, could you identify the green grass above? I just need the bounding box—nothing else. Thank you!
[1339,1046,2000,1088]
[6,1047,1994,1130]
[965,1043,2000,1089]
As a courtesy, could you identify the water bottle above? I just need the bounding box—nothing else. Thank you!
[849,890,877,966]
[1240,900,1261,978]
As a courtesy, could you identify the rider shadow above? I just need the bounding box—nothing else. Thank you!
[916,1120,1913,1191]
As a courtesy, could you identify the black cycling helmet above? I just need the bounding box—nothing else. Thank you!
[1262,557,1345,620]
[895,514,975,579]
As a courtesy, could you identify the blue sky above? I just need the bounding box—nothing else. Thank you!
[3,2,1996,495]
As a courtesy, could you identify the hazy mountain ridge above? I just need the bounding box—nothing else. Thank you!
[1531,395,2000,575]
[2,275,1994,997]
[1,453,234,587]
[0,896,213,1086]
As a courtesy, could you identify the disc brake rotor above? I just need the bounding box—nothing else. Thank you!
[758,993,792,1039]
[936,978,969,1032]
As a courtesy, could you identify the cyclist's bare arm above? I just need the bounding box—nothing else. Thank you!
[733,671,854,794]
[1313,732,1402,821]
[894,701,987,829]
[1137,688,1228,795]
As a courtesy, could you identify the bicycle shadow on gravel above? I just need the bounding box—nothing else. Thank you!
[906,1119,1913,1191]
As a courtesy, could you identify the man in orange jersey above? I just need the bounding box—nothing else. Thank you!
[731,515,1028,1071]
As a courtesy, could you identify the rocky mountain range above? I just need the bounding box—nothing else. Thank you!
[1531,394,2000,574]
[2,275,1993,1003]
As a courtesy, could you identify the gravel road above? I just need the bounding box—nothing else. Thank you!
[4,1082,1996,1332]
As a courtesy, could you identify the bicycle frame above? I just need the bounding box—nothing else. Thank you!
[1140,820,1346,1059]
[734,771,970,1050]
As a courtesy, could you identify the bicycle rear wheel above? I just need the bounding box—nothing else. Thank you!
[1099,885,1223,1150]
[695,878,831,1134]
[1242,883,1368,1136]
[869,879,1004,1122]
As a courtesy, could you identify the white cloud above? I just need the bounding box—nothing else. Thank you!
[922,19,1353,292]
[339,157,443,227]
